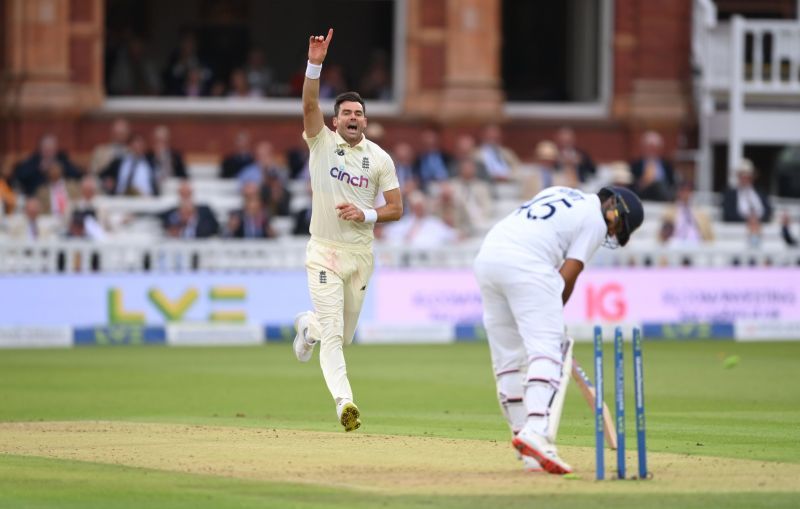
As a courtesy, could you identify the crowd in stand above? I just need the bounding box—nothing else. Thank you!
[106,31,392,101]
[1,118,798,260]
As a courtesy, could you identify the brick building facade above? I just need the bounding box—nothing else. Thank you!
[1,0,696,172]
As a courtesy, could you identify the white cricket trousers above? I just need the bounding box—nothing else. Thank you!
[473,256,565,436]
[305,237,374,403]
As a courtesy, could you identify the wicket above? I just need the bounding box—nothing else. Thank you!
[593,325,648,481]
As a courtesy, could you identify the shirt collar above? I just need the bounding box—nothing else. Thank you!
[333,130,368,151]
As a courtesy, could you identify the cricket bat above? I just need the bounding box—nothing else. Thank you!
[572,359,618,450]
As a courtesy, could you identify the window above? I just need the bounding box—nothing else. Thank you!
[104,0,398,102]
[501,0,611,117]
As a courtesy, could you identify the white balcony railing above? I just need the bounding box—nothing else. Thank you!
[693,1,800,190]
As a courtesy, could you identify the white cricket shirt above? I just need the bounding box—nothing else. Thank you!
[479,186,608,269]
[303,126,399,247]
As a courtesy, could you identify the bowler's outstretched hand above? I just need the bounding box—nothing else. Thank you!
[309,28,334,64]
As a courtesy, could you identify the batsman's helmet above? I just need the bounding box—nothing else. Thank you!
[598,186,644,247]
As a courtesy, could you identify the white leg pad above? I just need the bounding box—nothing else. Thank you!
[546,334,574,442]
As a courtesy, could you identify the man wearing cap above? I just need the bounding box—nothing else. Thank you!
[722,158,772,223]
[473,185,644,475]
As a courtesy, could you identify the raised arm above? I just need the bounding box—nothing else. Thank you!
[303,28,333,138]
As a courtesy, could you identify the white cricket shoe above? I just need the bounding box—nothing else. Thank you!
[293,311,316,362]
[336,400,361,432]
[512,428,572,475]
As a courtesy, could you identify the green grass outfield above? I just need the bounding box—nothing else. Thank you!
[1,340,799,508]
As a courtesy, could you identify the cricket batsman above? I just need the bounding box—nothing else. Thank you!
[473,185,643,473]
[292,28,403,432]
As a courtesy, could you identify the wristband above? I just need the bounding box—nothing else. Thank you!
[361,208,378,224]
[305,61,322,80]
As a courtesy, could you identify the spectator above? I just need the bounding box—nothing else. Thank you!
[220,131,254,179]
[450,134,490,181]
[244,48,275,97]
[359,50,392,100]
[107,36,161,96]
[555,127,596,182]
[226,196,276,239]
[238,141,282,185]
[382,191,458,247]
[228,68,260,99]
[291,180,313,235]
[163,31,212,97]
[781,211,797,247]
[237,142,292,216]
[184,66,211,97]
[391,142,419,195]
[605,161,634,189]
[0,160,17,215]
[522,140,561,198]
[286,146,310,181]
[67,209,106,242]
[659,181,714,247]
[164,199,219,239]
[159,180,215,233]
[209,79,227,97]
[722,158,772,223]
[14,134,82,196]
[100,133,159,196]
[73,176,112,236]
[34,160,80,220]
[319,63,348,99]
[448,158,493,237]
[147,125,188,183]
[293,206,312,236]
[746,214,763,249]
[89,118,131,175]
[414,128,452,191]
[262,168,292,217]
[630,131,676,202]
[435,182,459,230]
[5,197,60,241]
[477,124,520,182]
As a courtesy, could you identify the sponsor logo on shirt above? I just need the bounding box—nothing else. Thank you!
[330,167,369,189]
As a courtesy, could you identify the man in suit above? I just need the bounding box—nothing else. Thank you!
[477,124,520,183]
[147,125,188,184]
[14,134,82,196]
[722,158,772,223]
[89,118,130,175]
[100,133,159,196]
[220,130,254,179]
[159,180,218,238]
[630,131,675,202]
[164,200,219,239]
[227,196,275,239]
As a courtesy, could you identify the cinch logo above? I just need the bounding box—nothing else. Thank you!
[330,167,369,188]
